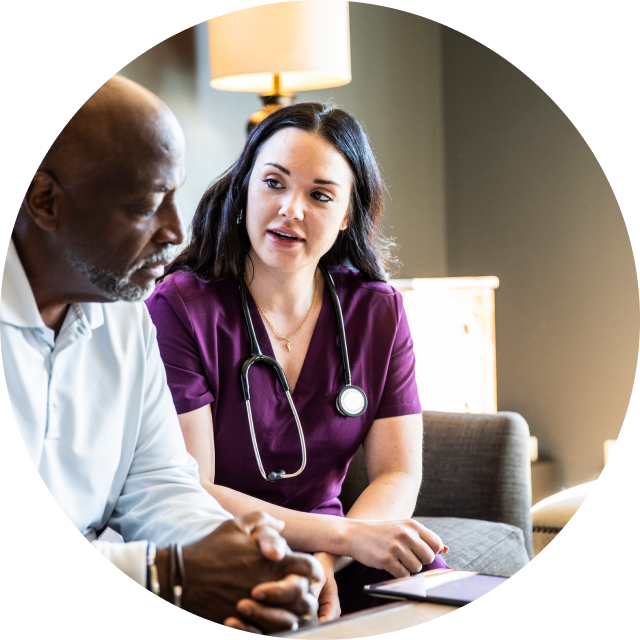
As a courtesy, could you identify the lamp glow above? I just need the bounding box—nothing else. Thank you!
[604,439,616,465]
[207,1,352,95]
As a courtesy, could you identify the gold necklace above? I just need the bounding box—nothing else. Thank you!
[244,269,319,352]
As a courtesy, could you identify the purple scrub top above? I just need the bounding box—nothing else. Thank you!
[146,266,422,517]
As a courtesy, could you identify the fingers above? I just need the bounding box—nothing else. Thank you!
[317,569,340,623]
[223,617,262,634]
[252,524,290,562]
[386,561,411,579]
[395,542,429,575]
[318,598,340,623]
[251,576,317,618]
[233,512,289,561]
[277,552,324,585]
[387,522,441,576]
[251,574,309,606]
[234,511,285,536]
[236,599,301,634]
[415,522,445,555]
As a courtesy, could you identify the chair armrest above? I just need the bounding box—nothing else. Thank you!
[339,410,533,558]
[416,411,532,558]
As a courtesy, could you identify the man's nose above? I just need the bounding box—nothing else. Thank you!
[155,199,186,246]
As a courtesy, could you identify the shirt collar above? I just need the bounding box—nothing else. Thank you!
[0,239,104,331]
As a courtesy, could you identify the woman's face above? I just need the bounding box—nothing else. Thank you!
[245,127,353,275]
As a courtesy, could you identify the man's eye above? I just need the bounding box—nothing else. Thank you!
[312,191,332,203]
[264,178,284,189]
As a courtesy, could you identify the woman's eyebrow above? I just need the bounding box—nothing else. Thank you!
[264,162,290,175]
[264,162,341,188]
[314,179,342,187]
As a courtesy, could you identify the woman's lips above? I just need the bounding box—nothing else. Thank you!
[267,229,304,248]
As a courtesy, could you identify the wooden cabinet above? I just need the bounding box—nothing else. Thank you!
[390,276,499,414]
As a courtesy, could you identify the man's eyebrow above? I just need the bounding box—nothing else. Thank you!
[150,175,186,192]
[264,163,341,188]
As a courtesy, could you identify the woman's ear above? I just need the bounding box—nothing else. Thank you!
[340,199,352,231]
[23,171,64,231]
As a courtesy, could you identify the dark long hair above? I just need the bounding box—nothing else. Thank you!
[166,102,396,282]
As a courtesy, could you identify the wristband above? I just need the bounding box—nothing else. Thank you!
[146,542,160,596]
[169,543,185,608]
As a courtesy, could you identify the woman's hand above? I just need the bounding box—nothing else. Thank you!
[312,552,342,623]
[346,519,447,578]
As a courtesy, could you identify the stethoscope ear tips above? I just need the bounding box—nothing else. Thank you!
[336,385,368,418]
[267,469,286,482]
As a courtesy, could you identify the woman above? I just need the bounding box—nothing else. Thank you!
[146,103,449,620]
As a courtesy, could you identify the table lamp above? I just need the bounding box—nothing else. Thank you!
[207,0,352,132]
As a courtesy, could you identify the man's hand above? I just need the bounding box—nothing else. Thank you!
[225,573,319,633]
[158,512,322,632]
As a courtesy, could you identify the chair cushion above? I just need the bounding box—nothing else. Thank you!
[414,516,530,577]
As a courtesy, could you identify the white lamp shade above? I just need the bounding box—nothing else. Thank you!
[208,1,351,93]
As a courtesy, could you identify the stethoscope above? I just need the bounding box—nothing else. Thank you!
[239,262,368,482]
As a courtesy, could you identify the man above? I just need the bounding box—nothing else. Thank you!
[1,75,321,631]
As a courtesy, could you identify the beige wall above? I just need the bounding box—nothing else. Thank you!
[120,4,638,489]
[442,27,639,488]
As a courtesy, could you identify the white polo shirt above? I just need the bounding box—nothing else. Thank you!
[1,240,232,585]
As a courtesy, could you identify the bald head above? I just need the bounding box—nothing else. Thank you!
[40,75,185,186]
[16,74,186,310]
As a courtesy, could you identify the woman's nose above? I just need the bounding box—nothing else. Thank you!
[279,192,305,220]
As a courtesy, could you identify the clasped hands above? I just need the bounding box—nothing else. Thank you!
[156,512,323,633]
[155,514,446,631]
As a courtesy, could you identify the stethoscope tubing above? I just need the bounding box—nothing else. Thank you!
[239,263,367,482]
[319,263,352,387]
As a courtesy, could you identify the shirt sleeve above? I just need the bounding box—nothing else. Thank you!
[106,314,232,547]
[374,290,423,420]
[146,280,215,415]
[91,540,148,586]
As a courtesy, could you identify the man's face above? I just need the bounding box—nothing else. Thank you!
[57,117,186,302]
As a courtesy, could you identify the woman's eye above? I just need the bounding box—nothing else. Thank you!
[264,178,284,189]
[312,191,332,203]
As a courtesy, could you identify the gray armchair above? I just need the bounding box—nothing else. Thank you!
[339,411,533,576]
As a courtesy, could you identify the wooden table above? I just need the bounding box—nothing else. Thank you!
[276,601,458,639]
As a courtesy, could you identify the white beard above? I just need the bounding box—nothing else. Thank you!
[63,246,174,302]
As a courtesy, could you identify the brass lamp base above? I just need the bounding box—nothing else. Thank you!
[247,93,295,135]
[247,73,295,134]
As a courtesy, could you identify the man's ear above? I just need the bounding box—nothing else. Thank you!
[23,171,64,231]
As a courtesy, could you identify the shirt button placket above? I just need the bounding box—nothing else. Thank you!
[45,352,60,440]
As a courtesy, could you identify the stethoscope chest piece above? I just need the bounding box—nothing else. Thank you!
[336,385,368,417]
